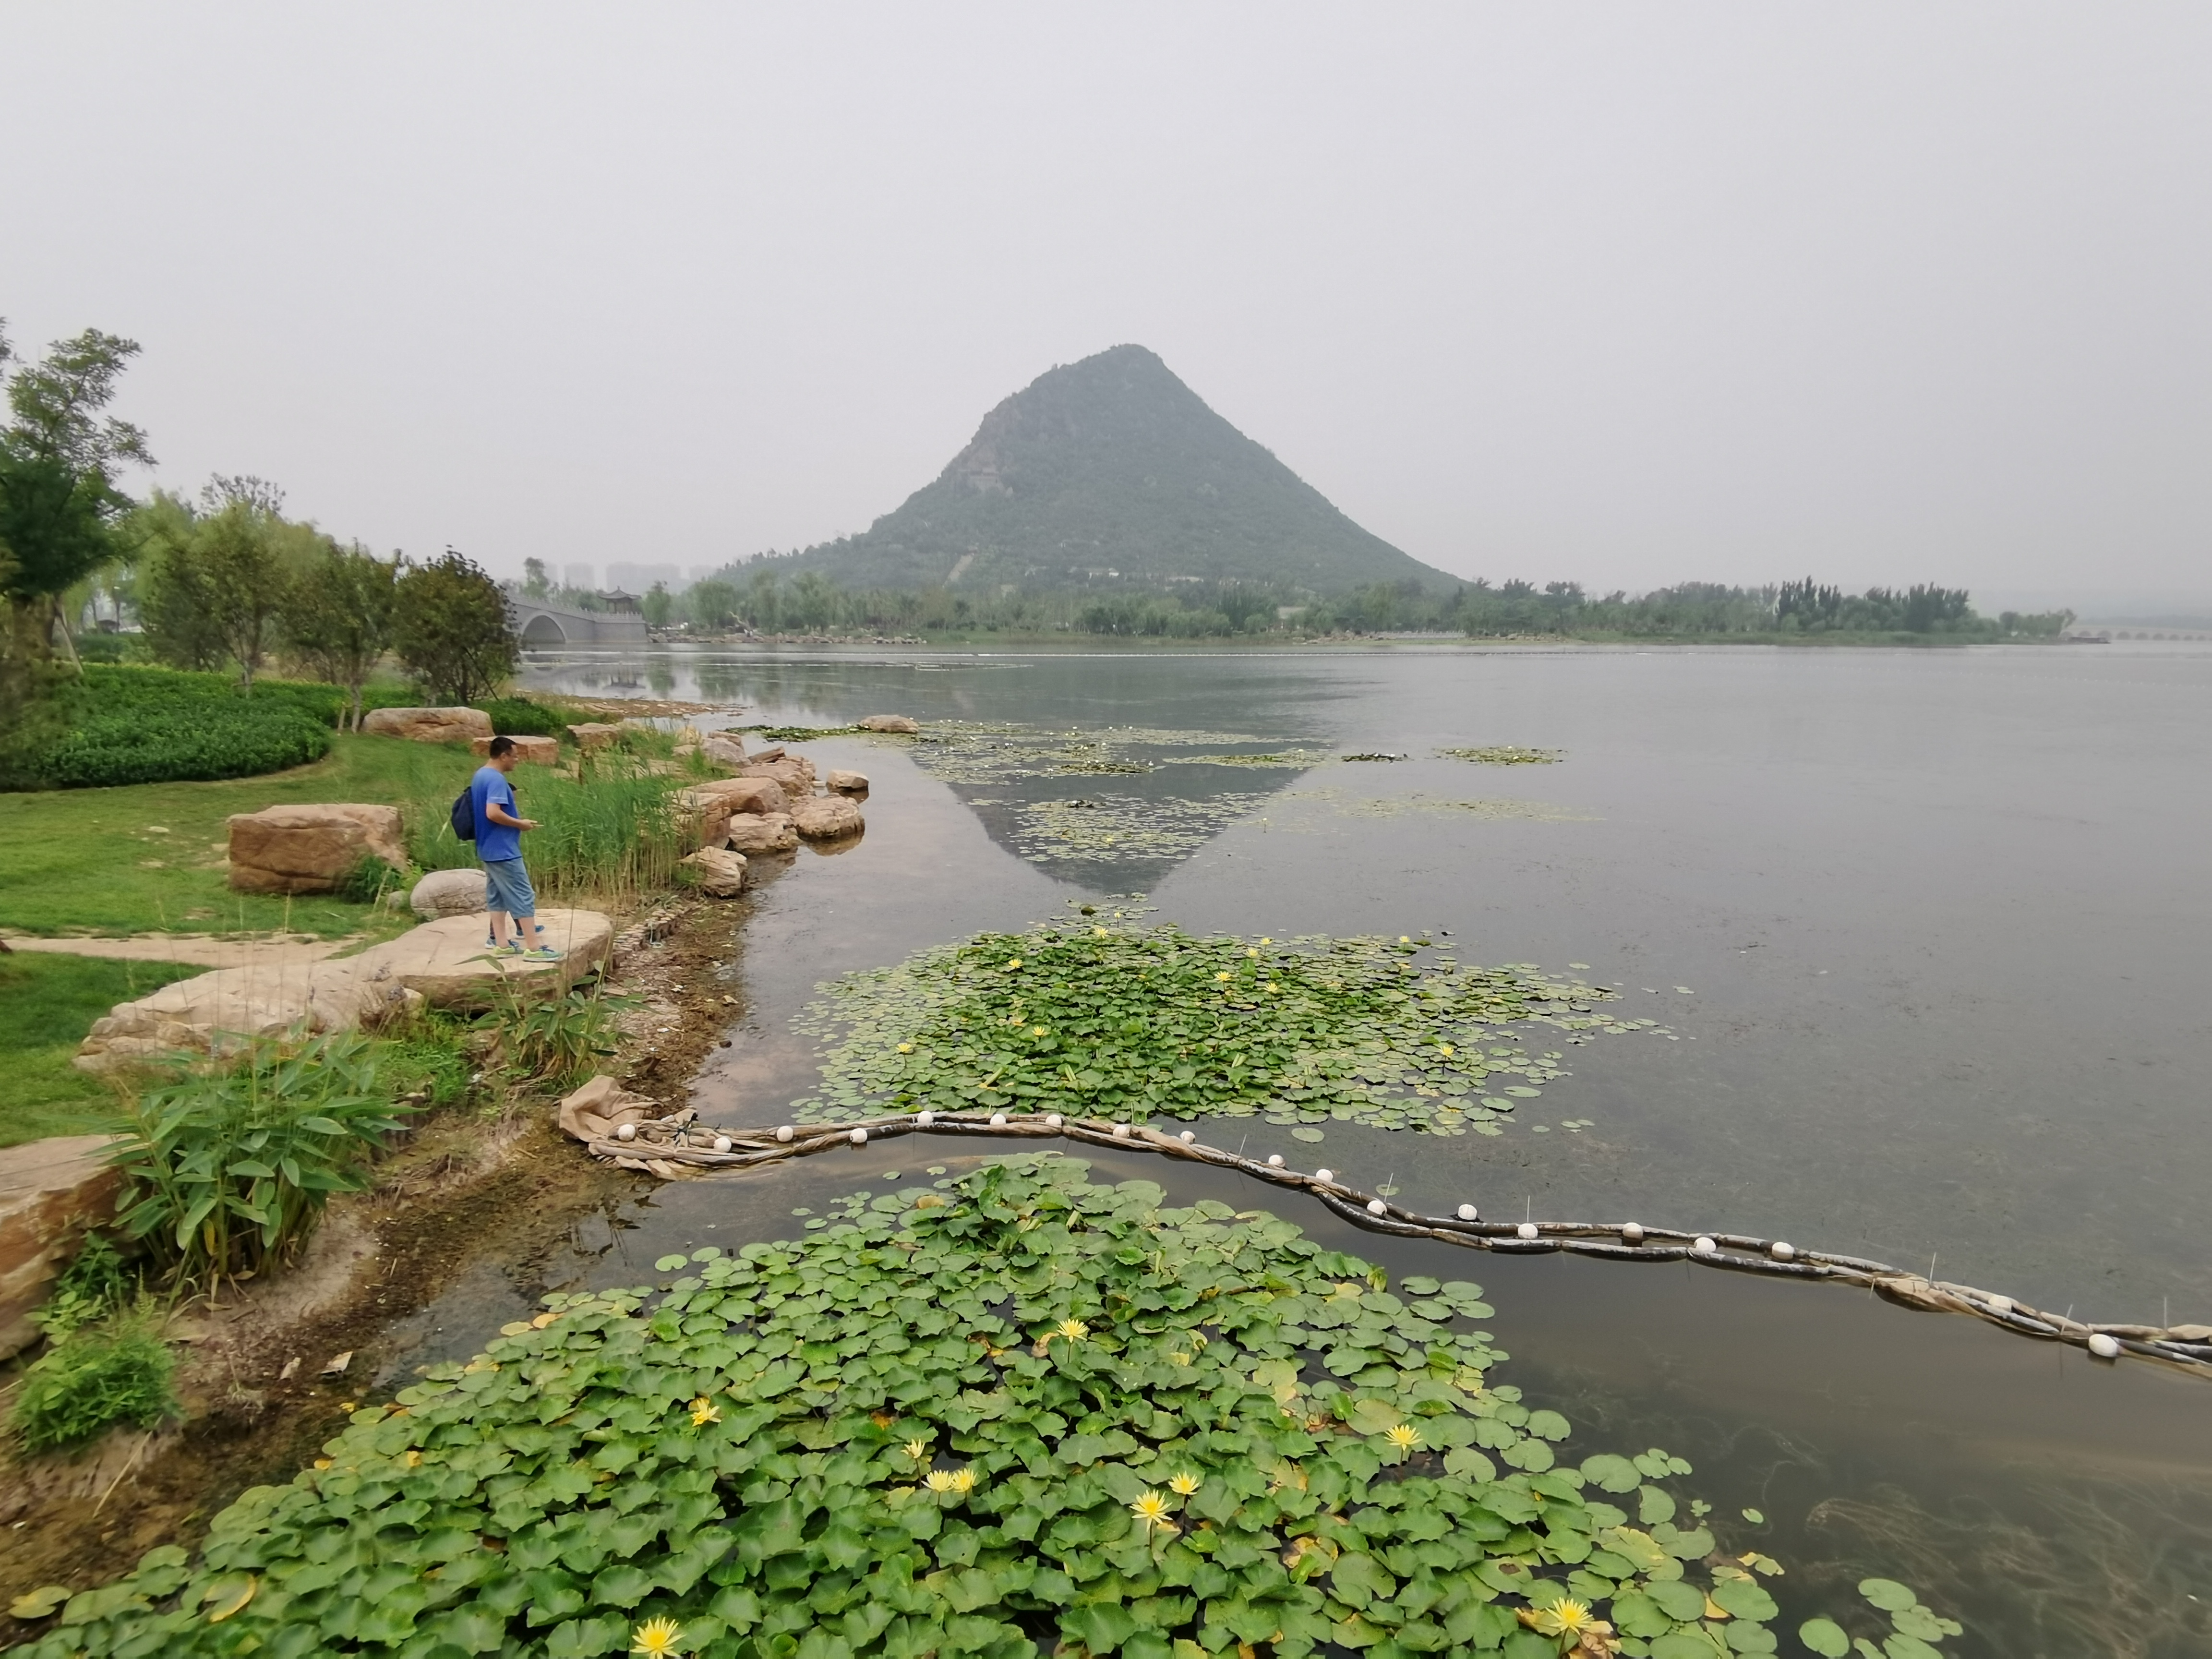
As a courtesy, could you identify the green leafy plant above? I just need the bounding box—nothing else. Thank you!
[10,1304,180,1453]
[793,918,1662,1133]
[27,1232,132,1340]
[11,1158,1954,1657]
[481,979,637,1087]
[107,1032,417,1288]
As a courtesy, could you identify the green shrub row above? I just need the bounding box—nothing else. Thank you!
[39,703,333,788]
[12,666,573,789]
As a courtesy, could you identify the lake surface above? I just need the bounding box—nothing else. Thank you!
[482,640,2212,1658]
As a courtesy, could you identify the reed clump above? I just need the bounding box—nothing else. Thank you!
[406,744,693,904]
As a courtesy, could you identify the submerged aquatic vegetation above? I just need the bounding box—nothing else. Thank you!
[10,1159,1948,1658]
[1287,788,1596,824]
[791,919,1661,1132]
[1011,794,1274,865]
[1440,746,1563,766]
[894,721,1306,791]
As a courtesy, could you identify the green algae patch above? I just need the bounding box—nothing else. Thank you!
[11,1160,1945,1659]
[791,922,1660,1132]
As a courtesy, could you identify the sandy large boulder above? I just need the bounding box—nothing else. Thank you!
[362,706,493,745]
[725,812,799,854]
[743,755,817,798]
[698,734,747,769]
[826,769,869,793]
[75,909,615,1073]
[469,734,559,764]
[695,777,788,816]
[228,804,409,896]
[858,714,919,733]
[567,722,623,750]
[410,867,488,918]
[0,1136,123,1361]
[681,846,748,897]
[790,796,864,841]
[372,910,615,1009]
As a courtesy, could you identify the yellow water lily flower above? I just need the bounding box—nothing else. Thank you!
[1399,935,1410,943]
[1129,1491,1177,1531]
[1523,1598,1604,1642]
[1168,1471,1202,1495]
[1216,971,1232,982]
[925,1469,958,1492]
[1006,958,1022,969]
[1439,1044,1455,1058]
[631,1616,685,1656]
[1032,1026,1046,1036]
[1247,948,1260,959]
[1053,1317,1089,1343]
[903,1438,931,1461]
[1384,1423,1420,1450]
[1260,937,1272,945]
[949,1467,977,1493]
[897,1043,912,1054]
[1094,926,1109,937]
[689,1396,720,1428]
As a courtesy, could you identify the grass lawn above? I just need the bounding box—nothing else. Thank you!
[0,953,207,1145]
[0,734,481,939]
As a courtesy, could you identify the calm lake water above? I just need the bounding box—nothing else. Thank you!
[468,640,2212,1657]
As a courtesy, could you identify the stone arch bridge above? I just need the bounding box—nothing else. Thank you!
[503,590,648,648]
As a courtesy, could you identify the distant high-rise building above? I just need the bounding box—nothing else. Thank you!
[605,562,685,594]
[564,563,595,591]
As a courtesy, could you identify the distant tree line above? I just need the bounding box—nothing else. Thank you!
[625,563,2072,642]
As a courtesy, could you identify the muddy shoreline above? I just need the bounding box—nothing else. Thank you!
[0,887,759,1627]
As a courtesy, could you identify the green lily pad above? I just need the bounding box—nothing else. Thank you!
[1798,1618,1851,1658]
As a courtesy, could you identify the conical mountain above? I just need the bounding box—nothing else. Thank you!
[773,345,1455,595]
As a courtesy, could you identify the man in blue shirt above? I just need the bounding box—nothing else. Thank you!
[470,738,560,960]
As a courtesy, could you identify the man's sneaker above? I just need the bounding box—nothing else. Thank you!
[522,945,563,962]
[493,941,526,957]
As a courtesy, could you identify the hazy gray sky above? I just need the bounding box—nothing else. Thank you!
[4,4,2207,604]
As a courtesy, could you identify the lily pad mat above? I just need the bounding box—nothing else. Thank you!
[12,1159,1954,1659]
[792,921,1667,1134]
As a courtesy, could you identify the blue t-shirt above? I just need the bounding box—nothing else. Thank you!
[469,766,523,863]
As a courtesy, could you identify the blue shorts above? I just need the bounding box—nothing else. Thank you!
[481,857,537,920]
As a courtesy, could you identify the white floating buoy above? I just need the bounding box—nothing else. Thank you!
[1044,1113,1063,1127]
[615,1123,636,1142]
[1516,1222,1538,1240]
[711,1135,732,1154]
[849,1128,868,1145]
[1768,1241,1796,1262]
[1314,1167,1334,1184]
[1693,1236,1717,1254]
[1267,1154,1286,1168]
[1112,1122,1132,1139]
[1456,1203,1479,1222]
[2087,1333,2122,1359]
[916,1110,936,1127]
[774,1126,794,1143]
[1984,1294,2013,1315]
[1178,1130,1196,1144]
[1367,1199,1388,1216]
[1620,1223,1645,1245]
[989,1112,1008,1127]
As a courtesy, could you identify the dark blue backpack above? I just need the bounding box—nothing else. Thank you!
[450,787,476,842]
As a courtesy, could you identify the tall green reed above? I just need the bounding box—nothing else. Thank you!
[405,747,692,900]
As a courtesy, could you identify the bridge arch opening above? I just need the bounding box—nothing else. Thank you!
[520,613,567,648]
